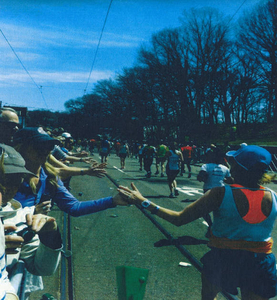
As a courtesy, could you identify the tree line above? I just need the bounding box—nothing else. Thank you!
[28,0,277,144]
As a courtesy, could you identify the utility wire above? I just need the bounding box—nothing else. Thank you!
[209,0,247,56]
[0,29,49,109]
[84,0,113,94]
[228,0,248,24]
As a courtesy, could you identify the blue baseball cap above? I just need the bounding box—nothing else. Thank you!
[226,145,271,171]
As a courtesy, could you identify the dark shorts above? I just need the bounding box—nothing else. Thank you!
[166,169,179,180]
[100,152,108,157]
[119,153,127,158]
[201,248,277,298]
[156,157,166,164]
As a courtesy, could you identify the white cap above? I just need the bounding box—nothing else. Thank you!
[62,132,72,139]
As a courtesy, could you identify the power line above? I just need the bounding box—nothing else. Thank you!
[84,0,114,95]
[228,0,248,24]
[0,28,49,109]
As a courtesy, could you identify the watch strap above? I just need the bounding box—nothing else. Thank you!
[151,206,160,215]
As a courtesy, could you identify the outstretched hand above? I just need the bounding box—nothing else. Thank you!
[79,151,89,157]
[117,183,146,205]
[91,162,107,169]
[86,166,107,178]
[82,157,95,164]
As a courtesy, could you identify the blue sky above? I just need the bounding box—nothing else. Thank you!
[0,0,262,111]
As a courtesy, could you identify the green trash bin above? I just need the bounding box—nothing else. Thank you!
[116,266,149,300]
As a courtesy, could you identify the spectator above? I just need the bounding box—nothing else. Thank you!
[12,127,128,216]
[0,143,62,299]
[51,143,93,165]
[61,132,89,157]
[0,107,20,145]
[0,109,103,187]
[119,145,277,300]
[0,191,16,299]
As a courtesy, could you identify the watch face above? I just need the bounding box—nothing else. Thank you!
[141,200,151,208]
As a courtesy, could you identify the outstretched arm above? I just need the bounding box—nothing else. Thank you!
[118,183,224,227]
[52,179,129,217]
[49,154,106,180]
[56,164,107,180]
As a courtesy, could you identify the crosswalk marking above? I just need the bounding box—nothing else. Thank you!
[177,186,203,196]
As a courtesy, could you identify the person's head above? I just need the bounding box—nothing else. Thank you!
[62,132,73,149]
[0,143,35,204]
[226,145,272,187]
[209,147,225,164]
[0,107,20,145]
[13,127,60,165]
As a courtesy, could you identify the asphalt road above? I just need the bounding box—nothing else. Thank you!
[29,153,277,300]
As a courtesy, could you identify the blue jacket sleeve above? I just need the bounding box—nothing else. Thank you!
[53,179,116,217]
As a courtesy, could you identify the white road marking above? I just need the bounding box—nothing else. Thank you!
[113,166,125,173]
[177,186,203,196]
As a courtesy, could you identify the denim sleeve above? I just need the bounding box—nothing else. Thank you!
[53,179,116,217]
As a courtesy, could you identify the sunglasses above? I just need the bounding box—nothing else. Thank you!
[0,121,21,130]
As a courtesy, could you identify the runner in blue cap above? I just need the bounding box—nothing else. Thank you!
[119,145,277,300]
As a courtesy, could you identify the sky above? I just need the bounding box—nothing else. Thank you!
[0,0,263,112]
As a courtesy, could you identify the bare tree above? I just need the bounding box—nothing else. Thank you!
[181,8,233,125]
[138,27,191,140]
[237,0,277,123]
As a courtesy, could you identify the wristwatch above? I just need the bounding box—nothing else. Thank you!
[141,200,151,208]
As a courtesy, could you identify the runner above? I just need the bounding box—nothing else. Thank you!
[119,145,277,300]
[142,141,156,178]
[165,142,183,198]
[119,141,129,169]
[100,136,110,163]
[180,142,193,178]
[155,141,168,177]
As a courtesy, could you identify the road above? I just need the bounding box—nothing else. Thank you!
[29,153,277,300]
